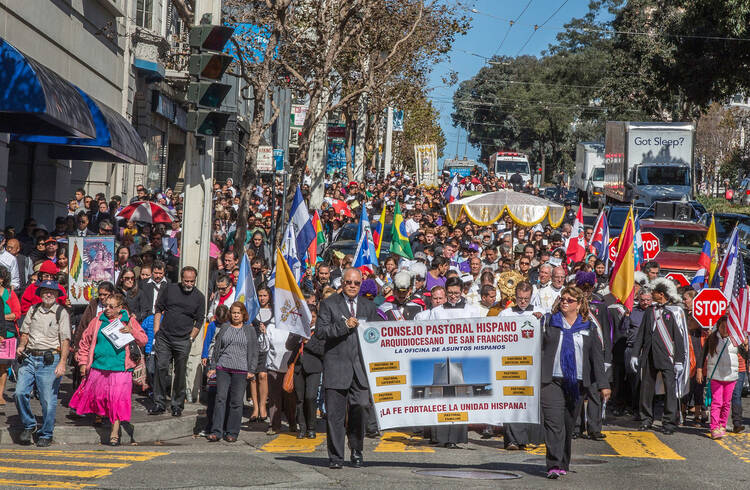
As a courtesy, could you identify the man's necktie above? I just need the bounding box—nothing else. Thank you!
[349,300,356,317]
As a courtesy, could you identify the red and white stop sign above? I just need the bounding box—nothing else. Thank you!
[608,237,619,262]
[641,232,660,260]
[666,272,690,287]
[692,288,729,328]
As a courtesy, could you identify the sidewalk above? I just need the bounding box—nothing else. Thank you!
[0,373,203,445]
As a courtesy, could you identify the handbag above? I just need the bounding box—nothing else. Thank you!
[282,346,303,393]
[703,340,729,407]
[130,343,148,389]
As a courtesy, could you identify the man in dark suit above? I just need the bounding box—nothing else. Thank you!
[136,260,168,322]
[317,268,379,469]
[630,278,685,434]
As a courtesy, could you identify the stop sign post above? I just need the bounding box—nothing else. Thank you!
[641,232,660,260]
[692,288,729,329]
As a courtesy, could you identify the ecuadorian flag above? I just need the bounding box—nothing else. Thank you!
[389,201,413,259]
[691,212,718,290]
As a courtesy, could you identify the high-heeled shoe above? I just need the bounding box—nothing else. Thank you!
[249,416,258,423]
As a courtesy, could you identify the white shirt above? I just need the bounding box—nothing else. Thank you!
[265,325,292,372]
[404,219,420,237]
[0,250,20,289]
[148,278,168,314]
[552,317,585,380]
[537,284,563,313]
[426,302,481,320]
[531,281,550,309]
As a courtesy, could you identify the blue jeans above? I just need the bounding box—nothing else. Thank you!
[15,354,61,440]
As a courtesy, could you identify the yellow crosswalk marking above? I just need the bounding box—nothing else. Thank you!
[0,478,94,489]
[524,444,546,455]
[0,458,128,468]
[261,433,325,453]
[714,433,750,463]
[0,467,112,479]
[374,431,434,453]
[0,448,169,489]
[0,449,168,462]
[598,430,684,460]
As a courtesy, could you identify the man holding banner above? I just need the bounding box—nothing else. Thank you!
[316,268,380,469]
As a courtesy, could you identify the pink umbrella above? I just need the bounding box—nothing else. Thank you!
[117,201,175,224]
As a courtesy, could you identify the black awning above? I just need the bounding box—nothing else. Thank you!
[0,37,96,138]
[15,89,147,165]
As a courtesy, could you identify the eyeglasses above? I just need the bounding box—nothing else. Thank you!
[559,297,578,304]
[122,276,135,281]
[519,261,530,266]
[104,304,121,310]
[343,280,361,286]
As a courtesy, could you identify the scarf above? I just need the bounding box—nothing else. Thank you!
[549,312,590,401]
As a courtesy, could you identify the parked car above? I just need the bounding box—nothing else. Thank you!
[639,219,708,277]
[697,212,750,245]
[733,177,750,206]
[638,200,706,222]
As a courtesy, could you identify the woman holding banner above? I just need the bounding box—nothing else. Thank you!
[540,286,610,479]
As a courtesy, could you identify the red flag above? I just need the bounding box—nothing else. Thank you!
[566,203,586,264]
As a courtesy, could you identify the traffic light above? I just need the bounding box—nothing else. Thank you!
[187,25,234,135]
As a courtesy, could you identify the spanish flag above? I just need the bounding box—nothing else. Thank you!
[389,201,413,259]
[609,206,635,311]
[273,249,312,339]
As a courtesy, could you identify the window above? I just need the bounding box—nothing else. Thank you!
[136,0,153,29]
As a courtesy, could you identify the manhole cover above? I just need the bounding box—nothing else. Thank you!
[523,457,607,465]
[414,470,522,480]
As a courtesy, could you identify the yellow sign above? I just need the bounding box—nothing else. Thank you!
[502,355,533,366]
[503,386,534,396]
[373,391,402,403]
[376,375,407,386]
[437,412,469,423]
[370,361,400,372]
[496,370,527,380]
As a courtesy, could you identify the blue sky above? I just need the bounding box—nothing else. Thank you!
[428,1,596,166]
[411,357,491,386]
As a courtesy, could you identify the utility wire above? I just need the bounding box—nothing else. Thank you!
[515,0,570,56]
[491,0,533,57]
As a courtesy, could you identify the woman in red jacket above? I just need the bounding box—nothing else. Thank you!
[69,293,147,445]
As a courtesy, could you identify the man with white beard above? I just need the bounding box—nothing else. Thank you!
[537,266,566,313]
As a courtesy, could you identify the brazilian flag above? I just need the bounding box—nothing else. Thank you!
[389,201,413,259]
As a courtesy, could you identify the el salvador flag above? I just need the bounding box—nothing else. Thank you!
[235,253,260,322]
[353,207,378,273]
[290,186,316,263]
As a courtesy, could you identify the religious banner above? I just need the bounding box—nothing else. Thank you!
[414,143,438,188]
[357,315,541,430]
[68,236,116,305]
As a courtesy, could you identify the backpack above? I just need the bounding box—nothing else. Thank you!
[29,302,66,325]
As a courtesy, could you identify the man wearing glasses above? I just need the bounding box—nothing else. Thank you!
[317,268,380,469]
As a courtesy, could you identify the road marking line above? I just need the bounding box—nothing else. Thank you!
[0,478,94,489]
[714,433,750,463]
[374,431,435,453]
[0,450,168,462]
[0,458,128,468]
[524,444,546,455]
[260,433,325,453]
[598,430,684,460]
[0,466,112,478]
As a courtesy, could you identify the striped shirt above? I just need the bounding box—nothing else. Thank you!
[217,326,248,372]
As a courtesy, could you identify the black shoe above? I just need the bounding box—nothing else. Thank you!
[639,422,653,431]
[36,437,52,447]
[148,406,165,415]
[18,428,34,445]
[481,428,493,439]
[171,408,182,417]
[444,442,459,449]
[297,431,305,439]
[350,456,363,468]
[505,442,519,451]
[306,430,316,439]
[571,430,581,439]
[329,461,343,469]
[365,431,381,439]
[733,424,745,433]
[662,427,675,435]
[589,432,607,441]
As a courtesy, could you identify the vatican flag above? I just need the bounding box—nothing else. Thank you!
[273,248,312,339]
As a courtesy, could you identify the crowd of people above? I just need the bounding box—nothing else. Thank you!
[2,169,748,479]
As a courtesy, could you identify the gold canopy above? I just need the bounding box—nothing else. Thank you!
[446,189,565,228]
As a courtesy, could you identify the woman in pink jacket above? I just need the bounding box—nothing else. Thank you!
[70,292,147,445]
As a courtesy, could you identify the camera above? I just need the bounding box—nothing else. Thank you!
[43,350,55,366]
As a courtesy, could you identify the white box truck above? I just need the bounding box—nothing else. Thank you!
[574,142,605,209]
[604,122,694,206]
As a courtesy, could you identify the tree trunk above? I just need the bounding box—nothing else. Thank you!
[343,104,355,181]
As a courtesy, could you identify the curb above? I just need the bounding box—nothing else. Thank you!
[0,413,203,445]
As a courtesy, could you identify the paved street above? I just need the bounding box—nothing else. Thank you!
[1,404,749,489]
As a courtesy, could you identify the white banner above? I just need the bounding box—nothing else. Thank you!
[357,315,541,430]
[414,143,438,188]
